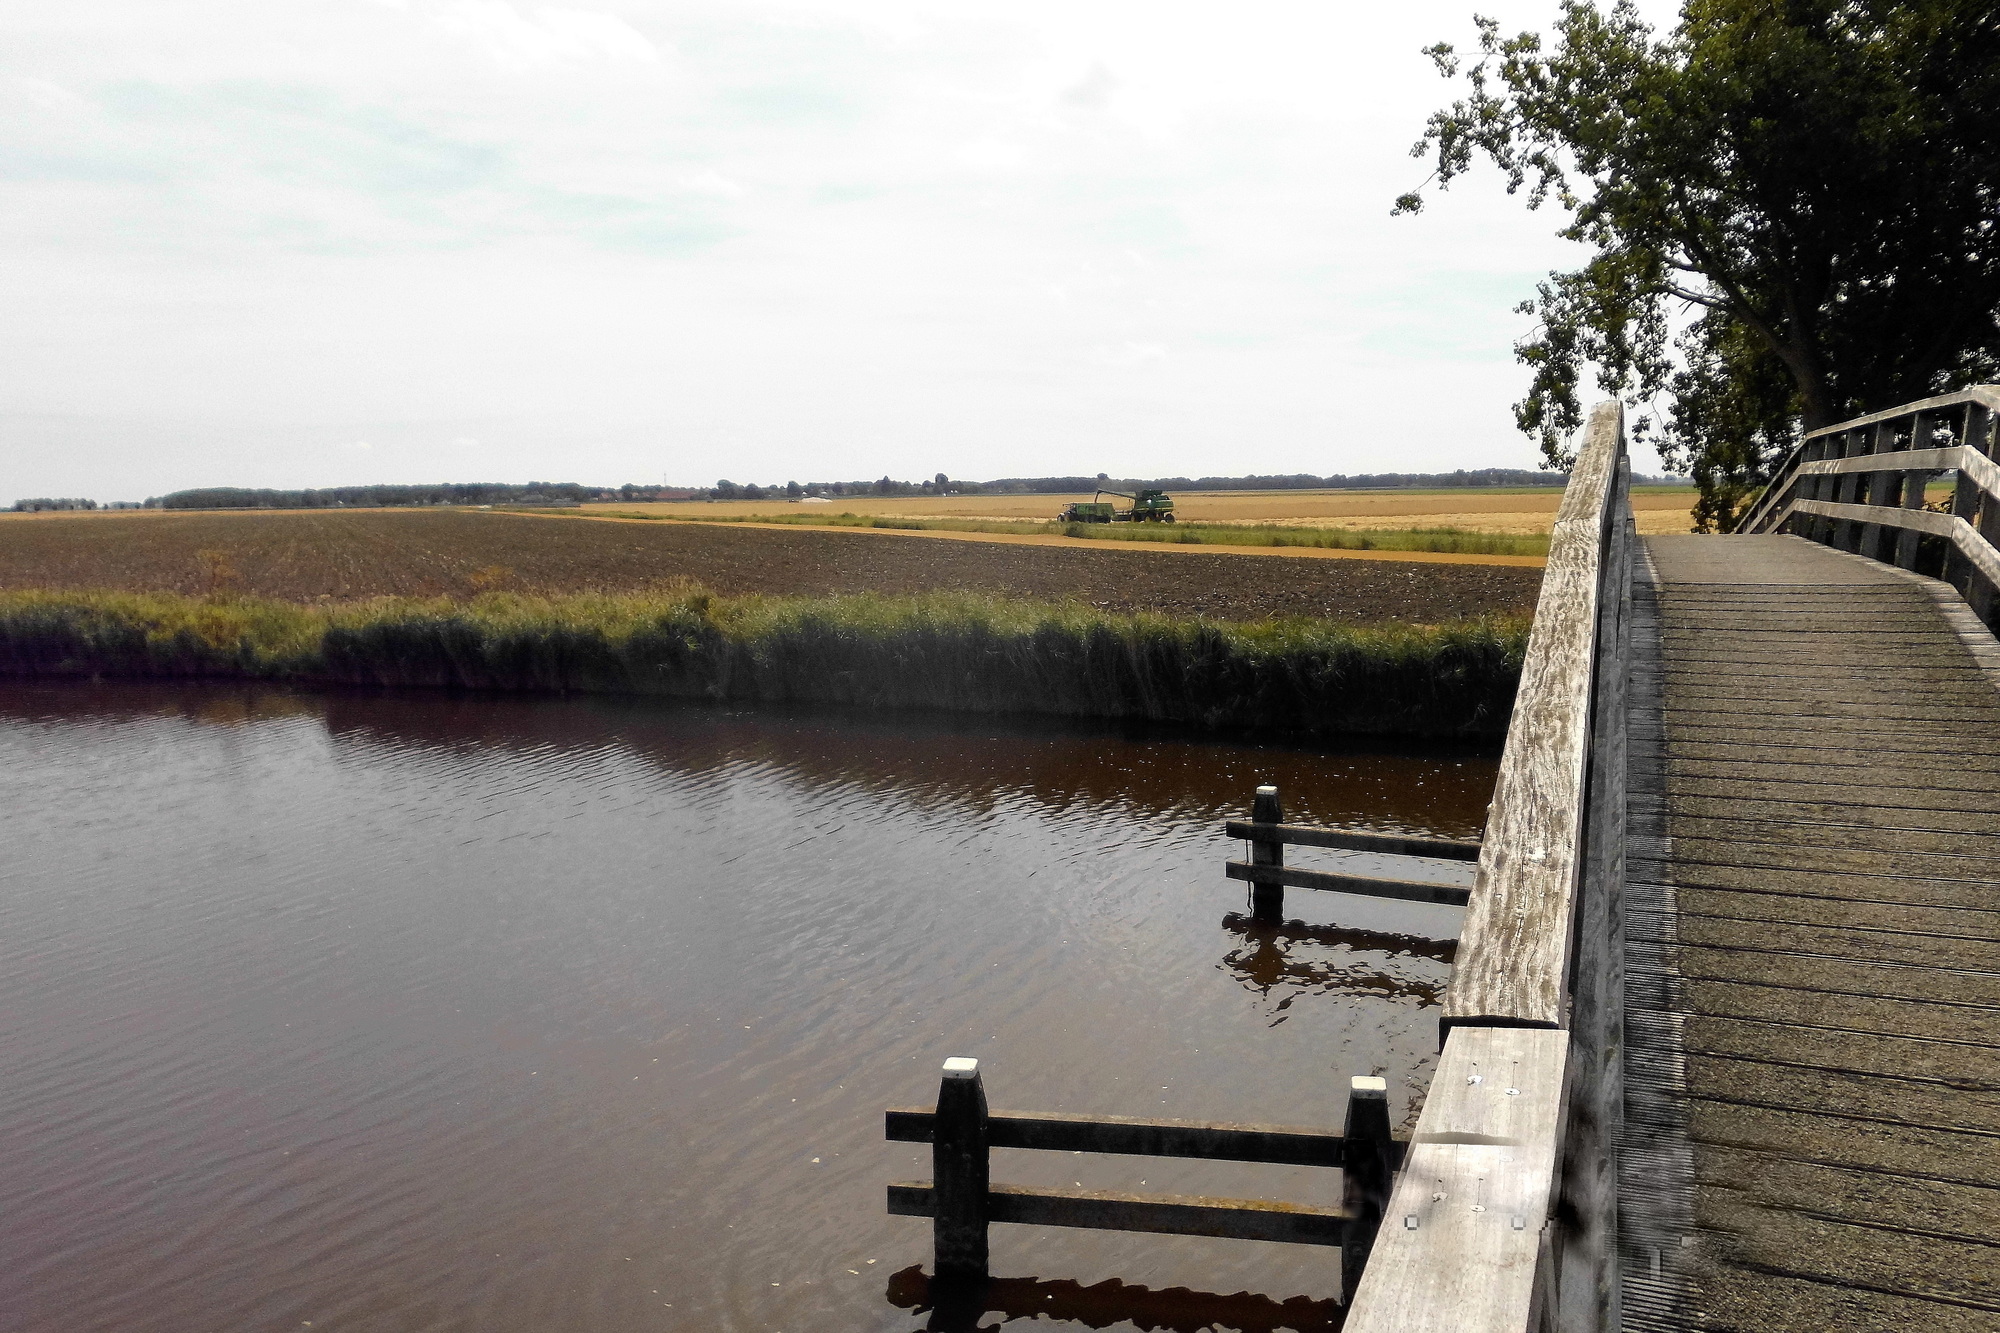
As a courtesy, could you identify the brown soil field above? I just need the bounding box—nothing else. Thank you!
[0,508,1544,625]
[580,486,1701,535]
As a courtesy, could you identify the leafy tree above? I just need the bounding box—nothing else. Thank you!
[1397,0,2000,529]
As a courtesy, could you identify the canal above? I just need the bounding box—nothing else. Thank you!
[0,681,1494,1332]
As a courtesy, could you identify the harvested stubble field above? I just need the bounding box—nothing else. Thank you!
[0,509,1544,626]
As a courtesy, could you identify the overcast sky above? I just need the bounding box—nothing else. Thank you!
[3,0,1673,501]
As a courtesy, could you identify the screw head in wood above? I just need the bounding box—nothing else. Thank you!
[941,1057,980,1079]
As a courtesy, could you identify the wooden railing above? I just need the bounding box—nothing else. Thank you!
[1735,386,2000,624]
[1225,784,1481,916]
[1345,400,1633,1332]
[886,1059,1400,1297]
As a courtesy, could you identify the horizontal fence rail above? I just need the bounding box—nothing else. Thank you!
[1224,860,1473,906]
[887,1182,1352,1246]
[887,1105,1389,1169]
[1222,820,1483,862]
[1737,386,2000,624]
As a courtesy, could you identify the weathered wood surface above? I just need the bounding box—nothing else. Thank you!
[1224,819,1481,861]
[1343,1026,1570,1332]
[1445,400,1627,1030]
[1621,533,2000,1332]
[886,1181,1351,1245]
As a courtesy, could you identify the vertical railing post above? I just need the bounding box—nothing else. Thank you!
[1341,1075,1393,1302]
[932,1056,990,1282]
[1860,422,1894,559]
[1249,785,1285,924]
[1896,413,1929,569]
[1835,428,1871,550]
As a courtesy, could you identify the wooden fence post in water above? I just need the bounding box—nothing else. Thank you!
[1250,785,1284,923]
[1341,1075,1393,1302]
[932,1056,991,1281]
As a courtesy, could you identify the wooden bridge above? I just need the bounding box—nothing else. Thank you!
[1346,387,2000,1331]
[886,388,2000,1330]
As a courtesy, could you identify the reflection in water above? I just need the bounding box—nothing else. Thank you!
[1218,913,1457,1024]
[0,680,1495,1331]
[886,1266,1342,1332]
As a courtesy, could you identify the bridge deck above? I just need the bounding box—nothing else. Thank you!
[1624,535,2000,1332]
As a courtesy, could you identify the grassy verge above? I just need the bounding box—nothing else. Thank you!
[544,509,1552,558]
[0,588,1527,738]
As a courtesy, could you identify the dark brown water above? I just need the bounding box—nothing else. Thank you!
[0,682,1494,1333]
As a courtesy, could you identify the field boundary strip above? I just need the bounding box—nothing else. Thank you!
[491,510,1552,568]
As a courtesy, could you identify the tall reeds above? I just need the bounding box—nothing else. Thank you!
[0,588,1527,737]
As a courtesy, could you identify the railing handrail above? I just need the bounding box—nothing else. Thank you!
[1346,402,1632,1333]
[1735,388,2000,629]
[1445,401,1627,1029]
[1737,385,2000,533]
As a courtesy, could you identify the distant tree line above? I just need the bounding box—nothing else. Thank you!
[720,465,1686,499]
[22,465,1687,513]
[146,482,697,510]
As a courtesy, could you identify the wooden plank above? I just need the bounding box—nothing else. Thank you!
[1637,835,2000,881]
[1687,1100,2000,1189]
[1628,857,2000,907]
[1677,886,2000,940]
[1674,944,2000,1008]
[1445,401,1624,1029]
[1693,1144,2000,1242]
[1632,723,1994,757]
[1676,913,2000,972]
[1637,749,2000,778]
[885,1107,1356,1168]
[887,1181,1350,1246]
[1643,817,2000,859]
[1693,1258,2000,1333]
[1681,977,2000,1046]
[1687,1055,2000,1135]
[1642,772,2000,811]
[1641,794,2000,837]
[1223,819,1481,861]
[1683,1013,1998,1085]
[1696,1193,2000,1310]
[1344,1027,1569,1333]
[1225,860,1472,906]
[1650,697,2000,726]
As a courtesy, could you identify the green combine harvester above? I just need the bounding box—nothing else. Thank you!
[1055,488,1176,524]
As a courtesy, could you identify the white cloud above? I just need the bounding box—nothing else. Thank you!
[676,168,744,198]
[425,1,663,71]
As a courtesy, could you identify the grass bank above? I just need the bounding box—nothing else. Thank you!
[0,588,1527,739]
[552,509,1552,558]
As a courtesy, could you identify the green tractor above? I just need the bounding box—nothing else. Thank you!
[1056,488,1176,524]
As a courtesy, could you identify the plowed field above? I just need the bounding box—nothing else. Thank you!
[0,508,1543,624]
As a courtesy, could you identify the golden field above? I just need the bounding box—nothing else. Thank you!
[579,486,1702,535]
